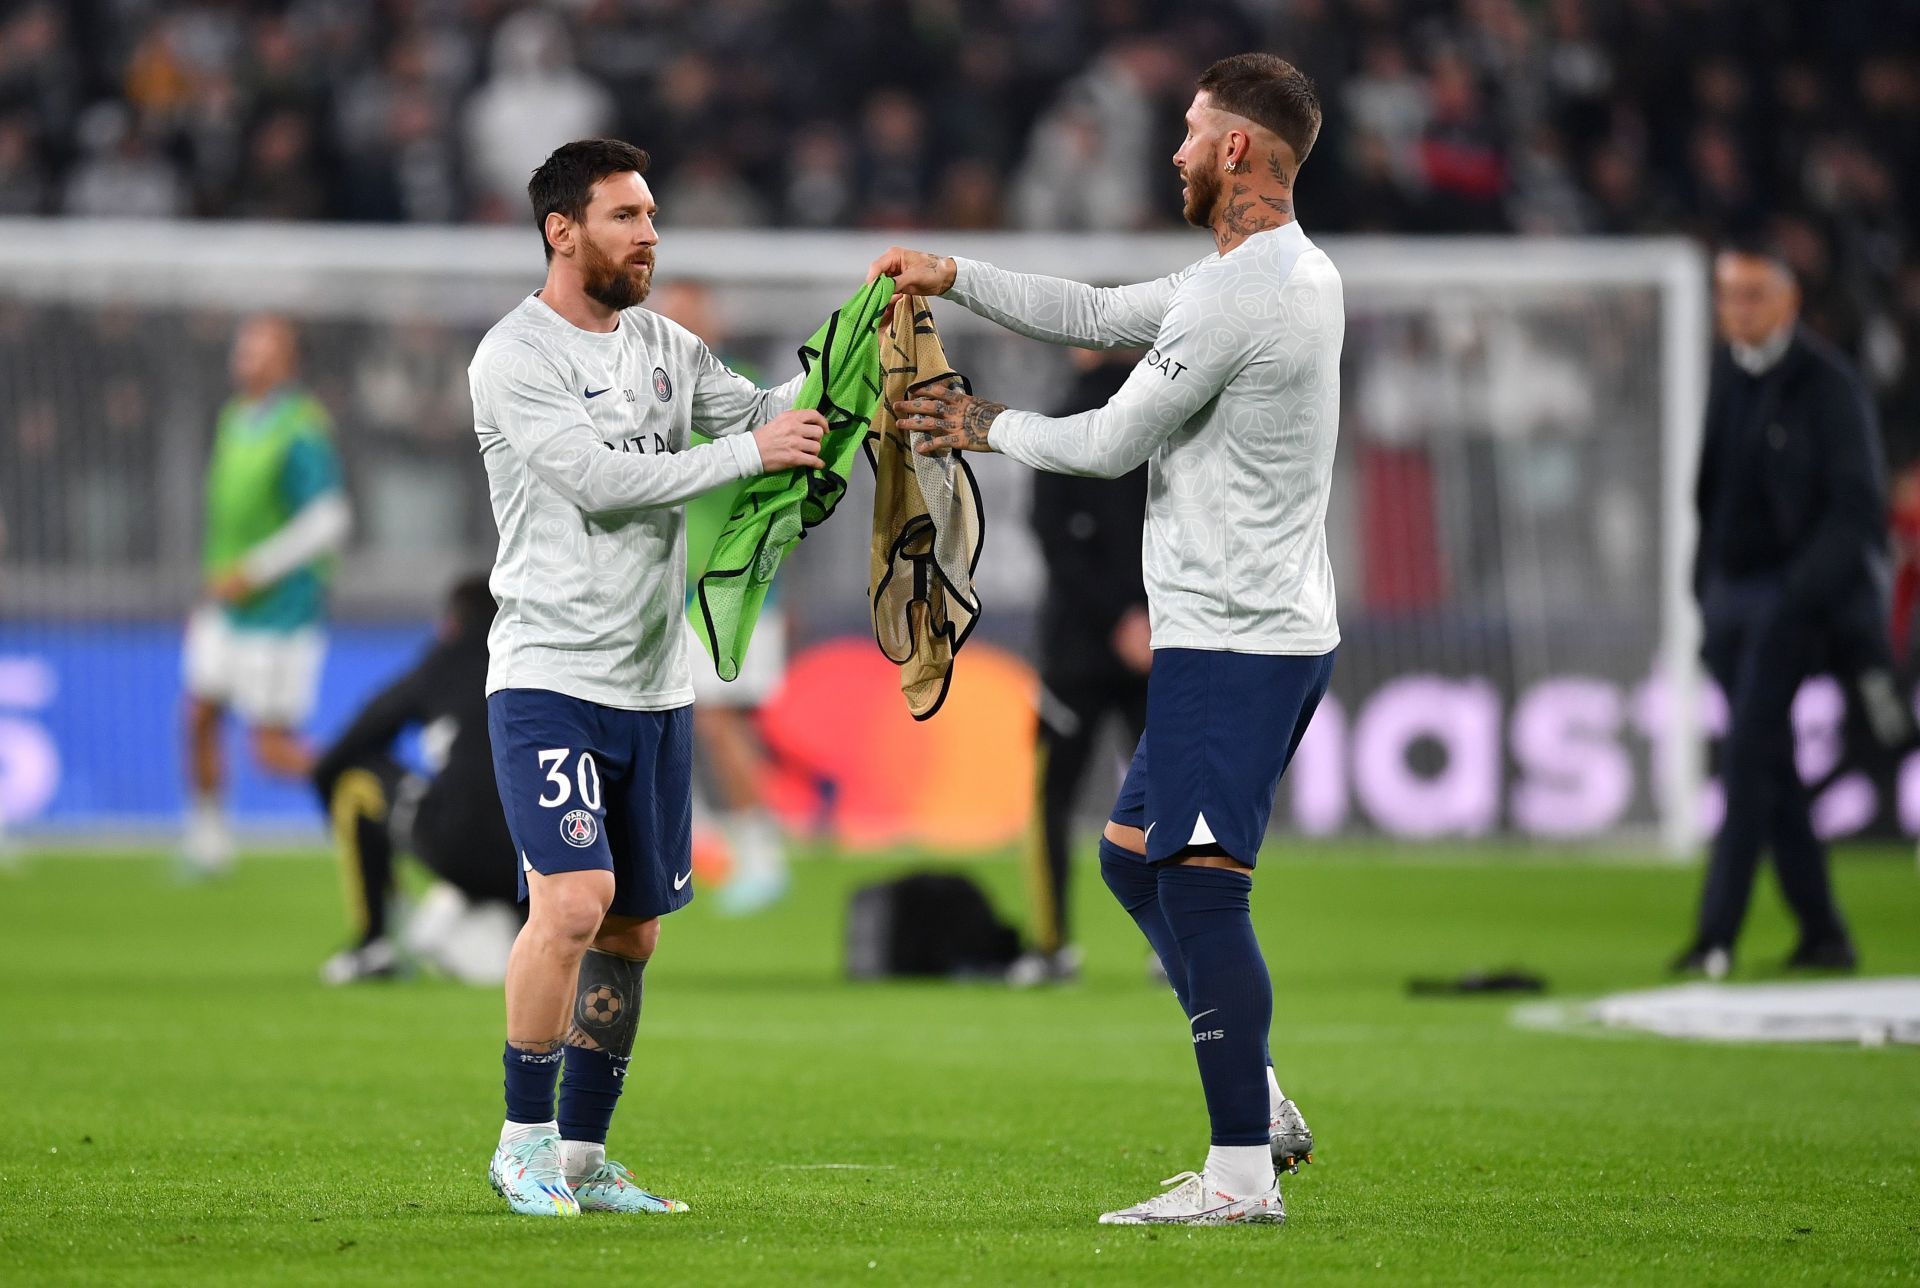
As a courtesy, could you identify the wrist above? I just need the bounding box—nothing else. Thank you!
[961,398,1009,451]
[735,430,767,477]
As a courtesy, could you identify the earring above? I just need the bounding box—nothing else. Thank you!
[1225,160,1245,174]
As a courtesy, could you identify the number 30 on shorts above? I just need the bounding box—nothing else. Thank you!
[536,748,602,810]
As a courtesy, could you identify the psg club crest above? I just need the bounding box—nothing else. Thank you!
[652,367,673,402]
[561,808,598,848]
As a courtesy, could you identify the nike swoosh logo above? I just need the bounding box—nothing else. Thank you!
[1188,1008,1218,1026]
[585,387,612,399]
[673,868,692,891]
[1144,822,1157,843]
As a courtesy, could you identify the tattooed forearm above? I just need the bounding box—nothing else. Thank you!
[959,398,1006,450]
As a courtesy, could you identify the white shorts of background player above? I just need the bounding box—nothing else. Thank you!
[182,606,325,727]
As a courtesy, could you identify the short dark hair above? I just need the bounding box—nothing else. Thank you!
[528,138,651,262]
[1197,54,1322,176]
[1716,231,1796,282]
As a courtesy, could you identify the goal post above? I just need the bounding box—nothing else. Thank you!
[0,220,1709,849]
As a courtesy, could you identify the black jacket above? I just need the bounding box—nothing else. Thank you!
[1030,358,1149,680]
[1693,326,1887,614]
[312,624,504,840]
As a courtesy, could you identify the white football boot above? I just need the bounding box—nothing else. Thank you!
[1098,1170,1285,1226]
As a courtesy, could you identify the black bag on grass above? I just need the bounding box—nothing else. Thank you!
[844,872,1021,979]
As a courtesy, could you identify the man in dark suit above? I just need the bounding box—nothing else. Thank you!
[1675,242,1889,978]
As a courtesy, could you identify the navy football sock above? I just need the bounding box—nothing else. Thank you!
[557,949,645,1147]
[1099,838,1190,1013]
[557,1045,629,1146]
[1157,863,1272,1147]
[502,1044,563,1125]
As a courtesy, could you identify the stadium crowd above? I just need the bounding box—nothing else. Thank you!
[0,0,1915,441]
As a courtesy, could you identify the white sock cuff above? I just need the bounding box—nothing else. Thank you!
[499,1118,558,1148]
[1205,1143,1276,1197]
[560,1139,607,1183]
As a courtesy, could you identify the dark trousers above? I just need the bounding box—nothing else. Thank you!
[1695,576,1850,949]
[1026,671,1149,954]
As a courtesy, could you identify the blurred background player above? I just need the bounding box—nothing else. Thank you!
[653,279,793,916]
[180,315,350,876]
[310,575,521,986]
[1676,241,1889,979]
[1011,348,1150,987]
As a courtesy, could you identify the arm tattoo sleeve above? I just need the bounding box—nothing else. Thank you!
[568,947,646,1058]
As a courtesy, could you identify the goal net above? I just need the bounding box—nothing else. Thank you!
[0,221,1707,849]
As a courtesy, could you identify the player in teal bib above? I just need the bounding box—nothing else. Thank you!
[202,389,340,631]
[181,315,351,875]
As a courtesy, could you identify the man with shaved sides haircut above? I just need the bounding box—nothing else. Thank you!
[470,138,830,1217]
[869,53,1342,1226]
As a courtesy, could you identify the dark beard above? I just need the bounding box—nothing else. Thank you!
[1182,165,1221,229]
[581,238,653,310]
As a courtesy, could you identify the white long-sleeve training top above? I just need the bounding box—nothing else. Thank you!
[949,221,1343,654]
[469,292,802,708]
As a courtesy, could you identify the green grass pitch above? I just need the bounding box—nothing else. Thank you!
[2,843,1916,1285]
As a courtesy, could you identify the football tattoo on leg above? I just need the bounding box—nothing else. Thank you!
[568,948,645,1056]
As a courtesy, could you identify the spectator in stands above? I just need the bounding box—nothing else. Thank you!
[781,122,856,228]
[231,110,326,221]
[0,113,47,214]
[462,8,612,219]
[0,0,1911,456]
[62,102,185,219]
[1009,36,1182,232]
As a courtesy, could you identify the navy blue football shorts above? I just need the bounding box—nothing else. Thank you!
[1110,647,1336,867]
[487,688,695,920]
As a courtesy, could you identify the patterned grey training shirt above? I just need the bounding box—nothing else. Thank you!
[469,293,801,709]
[949,221,1343,655]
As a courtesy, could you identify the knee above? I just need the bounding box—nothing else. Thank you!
[529,874,615,948]
[594,916,659,961]
[252,726,309,777]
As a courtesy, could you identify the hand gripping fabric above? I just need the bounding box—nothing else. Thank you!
[866,294,985,720]
[691,276,896,679]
